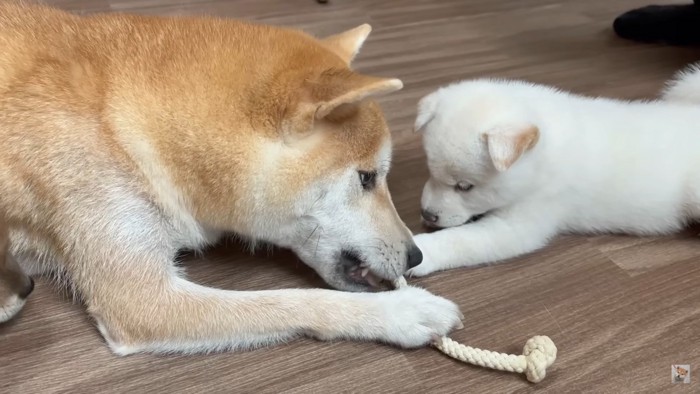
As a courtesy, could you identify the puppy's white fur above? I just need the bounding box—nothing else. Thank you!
[409,64,700,276]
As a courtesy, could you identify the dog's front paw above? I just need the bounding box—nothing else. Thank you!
[377,286,463,348]
[407,233,440,277]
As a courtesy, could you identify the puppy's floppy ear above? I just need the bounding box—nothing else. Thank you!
[414,94,438,133]
[283,69,402,139]
[483,124,539,172]
[321,24,372,66]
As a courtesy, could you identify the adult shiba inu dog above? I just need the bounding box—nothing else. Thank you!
[0,216,34,323]
[0,3,462,354]
[408,64,700,277]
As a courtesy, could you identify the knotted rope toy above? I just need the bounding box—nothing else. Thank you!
[392,276,558,383]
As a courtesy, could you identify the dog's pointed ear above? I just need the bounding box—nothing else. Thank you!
[415,94,438,132]
[313,71,403,119]
[483,125,540,171]
[321,24,372,65]
[283,70,402,139]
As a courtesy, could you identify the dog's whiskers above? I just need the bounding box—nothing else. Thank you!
[301,224,320,249]
[313,226,324,259]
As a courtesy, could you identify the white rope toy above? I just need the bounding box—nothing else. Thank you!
[392,276,558,383]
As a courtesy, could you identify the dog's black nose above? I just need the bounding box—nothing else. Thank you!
[421,209,439,223]
[19,277,35,300]
[406,245,423,269]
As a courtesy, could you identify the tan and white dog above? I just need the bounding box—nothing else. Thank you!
[0,3,462,354]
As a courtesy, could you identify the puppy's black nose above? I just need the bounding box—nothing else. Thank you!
[406,245,423,269]
[421,209,439,223]
[19,277,35,300]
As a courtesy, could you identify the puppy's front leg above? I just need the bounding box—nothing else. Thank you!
[408,207,560,276]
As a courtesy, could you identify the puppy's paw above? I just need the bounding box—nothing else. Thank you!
[407,233,440,277]
[406,261,435,277]
[377,286,463,348]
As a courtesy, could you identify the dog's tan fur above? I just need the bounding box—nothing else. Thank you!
[0,3,462,353]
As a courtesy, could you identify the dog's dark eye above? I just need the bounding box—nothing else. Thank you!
[455,182,473,192]
[359,171,377,190]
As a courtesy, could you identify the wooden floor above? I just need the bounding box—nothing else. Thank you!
[2,0,700,392]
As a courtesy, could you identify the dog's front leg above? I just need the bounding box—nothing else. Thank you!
[87,270,463,355]
[70,221,462,354]
[408,206,560,276]
[54,190,461,354]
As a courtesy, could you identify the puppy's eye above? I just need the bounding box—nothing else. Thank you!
[455,182,473,192]
[358,171,377,191]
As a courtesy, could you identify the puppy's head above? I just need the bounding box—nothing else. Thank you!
[414,81,542,228]
[225,25,420,291]
[0,237,33,323]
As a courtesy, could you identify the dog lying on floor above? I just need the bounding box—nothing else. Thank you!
[408,64,700,277]
[0,3,463,354]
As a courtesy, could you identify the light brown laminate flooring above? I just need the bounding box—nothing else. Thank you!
[1,0,699,392]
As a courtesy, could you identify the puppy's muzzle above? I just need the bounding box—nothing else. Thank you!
[464,213,485,225]
[420,209,485,229]
[421,208,439,224]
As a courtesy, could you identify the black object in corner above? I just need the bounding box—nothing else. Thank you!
[613,2,700,46]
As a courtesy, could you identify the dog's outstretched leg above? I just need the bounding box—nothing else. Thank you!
[57,199,462,355]
[88,271,463,355]
[408,205,560,277]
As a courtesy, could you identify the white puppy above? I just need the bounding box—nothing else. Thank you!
[408,64,700,277]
